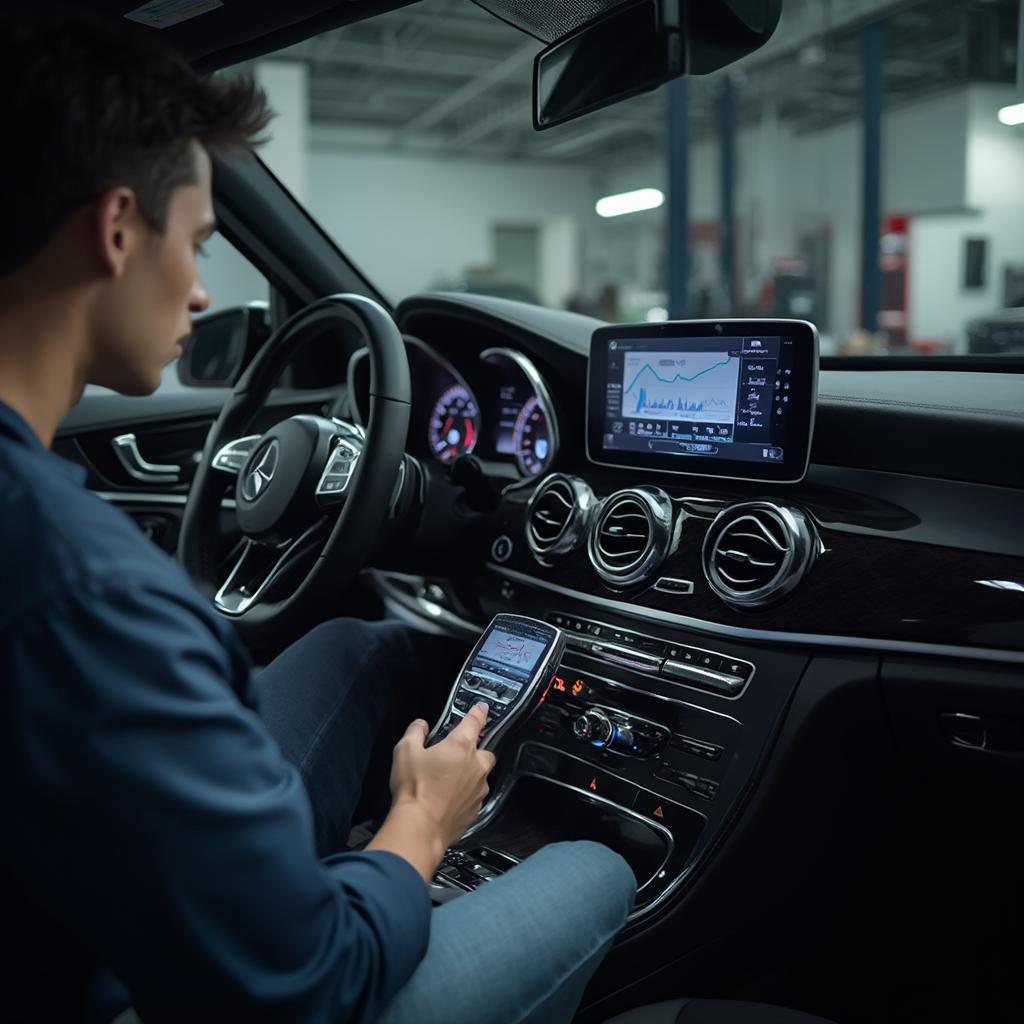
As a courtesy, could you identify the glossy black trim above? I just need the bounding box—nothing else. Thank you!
[820,355,1024,373]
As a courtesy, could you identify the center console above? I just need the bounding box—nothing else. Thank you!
[426,319,820,920]
[428,604,808,920]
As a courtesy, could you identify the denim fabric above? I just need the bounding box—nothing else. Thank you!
[257,618,637,1024]
[379,840,636,1024]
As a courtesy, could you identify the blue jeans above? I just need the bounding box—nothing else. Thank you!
[256,618,636,1024]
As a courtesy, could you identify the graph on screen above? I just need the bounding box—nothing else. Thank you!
[477,630,546,673]
[622,352,739,423]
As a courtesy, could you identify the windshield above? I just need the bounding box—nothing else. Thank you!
[228,0,1024,359]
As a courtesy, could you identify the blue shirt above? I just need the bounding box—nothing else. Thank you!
[0,400,430,1023]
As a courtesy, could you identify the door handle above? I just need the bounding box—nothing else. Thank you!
[111,433,181,484]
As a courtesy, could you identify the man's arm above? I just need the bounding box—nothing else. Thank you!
[2,572,430,1024]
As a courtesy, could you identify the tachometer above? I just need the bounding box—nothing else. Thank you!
[512,395,553,476]
[428,384,479,463]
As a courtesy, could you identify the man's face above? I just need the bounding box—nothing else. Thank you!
[89,143,213,395]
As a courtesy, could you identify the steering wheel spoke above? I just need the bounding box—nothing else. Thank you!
[213,520,327,615]
[211,435,261,475]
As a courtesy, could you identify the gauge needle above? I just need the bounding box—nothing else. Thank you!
[464,419,475,448]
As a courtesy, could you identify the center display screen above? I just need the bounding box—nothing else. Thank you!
[586,319,818,483]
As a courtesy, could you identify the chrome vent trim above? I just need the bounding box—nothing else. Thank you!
[525,474,595,566]
[702,502,817,608]
[588,486,674,588]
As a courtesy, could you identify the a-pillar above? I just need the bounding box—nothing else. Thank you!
[718,75,736,313]
[860,23,883,333]
[666,77,690,319]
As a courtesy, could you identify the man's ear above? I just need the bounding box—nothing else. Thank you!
[95,187,141,278]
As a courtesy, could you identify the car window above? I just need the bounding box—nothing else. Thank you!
[81,232,268,399]
[199,232,270,318]
[234,0,1024,362]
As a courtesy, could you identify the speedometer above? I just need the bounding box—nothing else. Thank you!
[428,384,479,463]
[512,395,553,476]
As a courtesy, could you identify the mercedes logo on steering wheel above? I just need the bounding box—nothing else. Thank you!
[242,440,279,502]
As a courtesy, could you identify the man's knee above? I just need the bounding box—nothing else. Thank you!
[302,618,411,666]
[528,840,636,936]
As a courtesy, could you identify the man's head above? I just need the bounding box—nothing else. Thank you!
[0,14,271,395]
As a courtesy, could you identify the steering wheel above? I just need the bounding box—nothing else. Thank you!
[178,294,411,647]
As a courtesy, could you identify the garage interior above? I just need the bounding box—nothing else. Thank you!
[200,0,1024,356]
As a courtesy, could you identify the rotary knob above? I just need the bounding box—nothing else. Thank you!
[572,708,614,746]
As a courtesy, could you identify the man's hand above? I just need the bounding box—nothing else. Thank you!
[366,703,497,882]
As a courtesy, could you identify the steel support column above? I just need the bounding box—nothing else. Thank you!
[667,77,690,319]
[861,22,884,332]
[718,76,736,311]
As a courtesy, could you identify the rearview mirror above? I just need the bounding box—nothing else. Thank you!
[177,302,271,388]
[533,0,782,130]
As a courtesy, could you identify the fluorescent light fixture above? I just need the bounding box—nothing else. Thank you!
[596,188,664,218]
[997,102,1024,125]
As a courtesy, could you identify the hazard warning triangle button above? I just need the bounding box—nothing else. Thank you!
[653,804,665,819]
[588,777,598,792]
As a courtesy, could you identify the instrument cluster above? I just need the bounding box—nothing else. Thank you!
[345,337,559,478]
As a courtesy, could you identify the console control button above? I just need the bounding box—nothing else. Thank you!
[653,577,695,595]
[565,761,638,809]
[722,658,753,680]
[634,791,694,830]
[572,708,614,744]
[490,535,513,563]
[693,778,719,800]
[661,659,745,696]
[587,642,663,674]
[654,764,699,791]
[670,734,723,761]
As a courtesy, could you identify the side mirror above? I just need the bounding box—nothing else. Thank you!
[177,302,271,388]
[533,0,782,130]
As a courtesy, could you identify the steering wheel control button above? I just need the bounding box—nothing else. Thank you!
[317,438,361,499]
[491,535,513,563]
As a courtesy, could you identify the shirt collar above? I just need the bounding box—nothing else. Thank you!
[0,400,88,486]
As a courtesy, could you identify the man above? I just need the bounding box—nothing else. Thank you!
[0,13,635,1024]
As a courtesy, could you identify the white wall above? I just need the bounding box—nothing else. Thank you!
[591,88,975,341]
[298,82,1022,348]
[256,61,309,204]
[307,150,595,305]
[907,85,1024,348]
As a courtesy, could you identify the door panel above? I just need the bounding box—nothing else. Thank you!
[56,386,346,556]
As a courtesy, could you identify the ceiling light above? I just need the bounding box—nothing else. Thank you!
[997,102,1024,125]
[595,188,664,218]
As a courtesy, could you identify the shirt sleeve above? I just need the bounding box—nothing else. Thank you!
[2,572,431,1024]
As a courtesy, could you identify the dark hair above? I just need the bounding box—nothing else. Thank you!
[0,13,272,275]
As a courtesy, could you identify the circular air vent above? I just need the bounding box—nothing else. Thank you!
[702,502,817,609]
[588,487,674,588]
[525,474,595,565]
